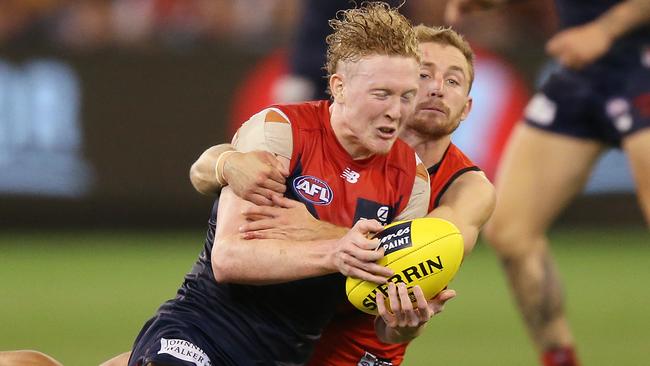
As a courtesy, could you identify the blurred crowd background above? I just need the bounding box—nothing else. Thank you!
[0,0,644,228]
[0,0,552,52]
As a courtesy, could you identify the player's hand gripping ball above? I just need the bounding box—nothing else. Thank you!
[346,217,463,315]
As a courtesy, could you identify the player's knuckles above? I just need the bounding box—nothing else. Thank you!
[253,173,269,186]
[355,219,381,233]
[408,318,420,328]
[338,265,351,276]
[352,238,377,252]
[387,319,398,329]
[363,239,381,250]
[356,250,382,262]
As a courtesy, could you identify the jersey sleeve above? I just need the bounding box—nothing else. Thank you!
[231,108,293,159]
[395,153,430,221]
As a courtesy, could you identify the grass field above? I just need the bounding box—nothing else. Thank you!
[1,227,648,366]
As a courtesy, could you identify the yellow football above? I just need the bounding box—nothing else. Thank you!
[346,217,464,315]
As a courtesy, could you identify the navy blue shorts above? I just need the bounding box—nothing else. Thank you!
[523,53,650,147]
[128,314,232,366]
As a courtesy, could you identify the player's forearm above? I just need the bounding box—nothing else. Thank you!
[211,235,336,284]
[595,0,650,41]
[429,172,495,255]
[426,208,478,255]
[311,221,348,240]
[189,144,234,195]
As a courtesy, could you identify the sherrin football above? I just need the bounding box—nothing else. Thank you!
[346,217,464,315]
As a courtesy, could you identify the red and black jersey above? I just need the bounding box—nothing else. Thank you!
[427,143,481,211]
[277,100,421,226]
[308,142,480,366]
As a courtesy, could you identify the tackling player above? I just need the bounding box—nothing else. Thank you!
[446,0,650,365]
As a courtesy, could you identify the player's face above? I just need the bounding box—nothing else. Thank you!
[409,42,472,139]
[333,55,419,157]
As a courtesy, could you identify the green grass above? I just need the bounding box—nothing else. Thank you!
[1,228,648,365]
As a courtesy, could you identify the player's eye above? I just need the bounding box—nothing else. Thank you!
[401,93,414,102]
[446,78,460,86]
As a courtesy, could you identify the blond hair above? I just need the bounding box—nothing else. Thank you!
[414,25,475,91]
[325,2,419,79]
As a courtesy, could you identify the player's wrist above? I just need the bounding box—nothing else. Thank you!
[591,18,616,44]
[391,323,425,343]
[315,221,347,240]
[215,150,239,186]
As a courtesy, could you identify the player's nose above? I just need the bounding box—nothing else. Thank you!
[385,97,401,121]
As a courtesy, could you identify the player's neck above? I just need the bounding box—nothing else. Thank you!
[401,129,451,167]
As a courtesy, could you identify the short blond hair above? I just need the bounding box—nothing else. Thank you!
[414,25,475,91]
[325,2,419,79]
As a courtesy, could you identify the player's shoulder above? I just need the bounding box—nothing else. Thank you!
[446,169,495,204]
[232,106,294,157]
[246,106,291,125]
[453,169,491,188]
[445,143,477,167]
[270,100,330,127]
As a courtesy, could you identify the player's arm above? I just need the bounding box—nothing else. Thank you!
[189,143,234,195]
[190,145,288,206]
[238,154,430,242]
[590,0,650,42]
[212,109,392,285]
[374,171,494,343]
[0,350,63,366]
[428,171,495,255]
[239,195,348,241]
[546,0,650,69]
[213,189,391,284]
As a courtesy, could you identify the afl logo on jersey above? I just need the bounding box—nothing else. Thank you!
[292,175,333,205]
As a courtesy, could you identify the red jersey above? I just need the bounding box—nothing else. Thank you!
[275,100,428,227]
[229,100,429,364]
[308,143,479,366]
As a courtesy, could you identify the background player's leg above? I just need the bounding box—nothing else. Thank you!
[0,350,63,366]
[623,129,650,226]
[483,124,604,365]
[100,351,131,366]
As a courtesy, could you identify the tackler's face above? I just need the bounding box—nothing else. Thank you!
[409,41,472,139]
[332,54,419,157]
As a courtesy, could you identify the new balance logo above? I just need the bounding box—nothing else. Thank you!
[341,167,360,183]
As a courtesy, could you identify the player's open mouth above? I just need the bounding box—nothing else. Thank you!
[377,127,396,139]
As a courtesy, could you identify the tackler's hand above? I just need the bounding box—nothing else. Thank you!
[223,151,289,206]
[376,284,456,343]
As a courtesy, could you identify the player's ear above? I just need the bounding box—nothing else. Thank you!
[460,96,472,121]
[329,74,345,103]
